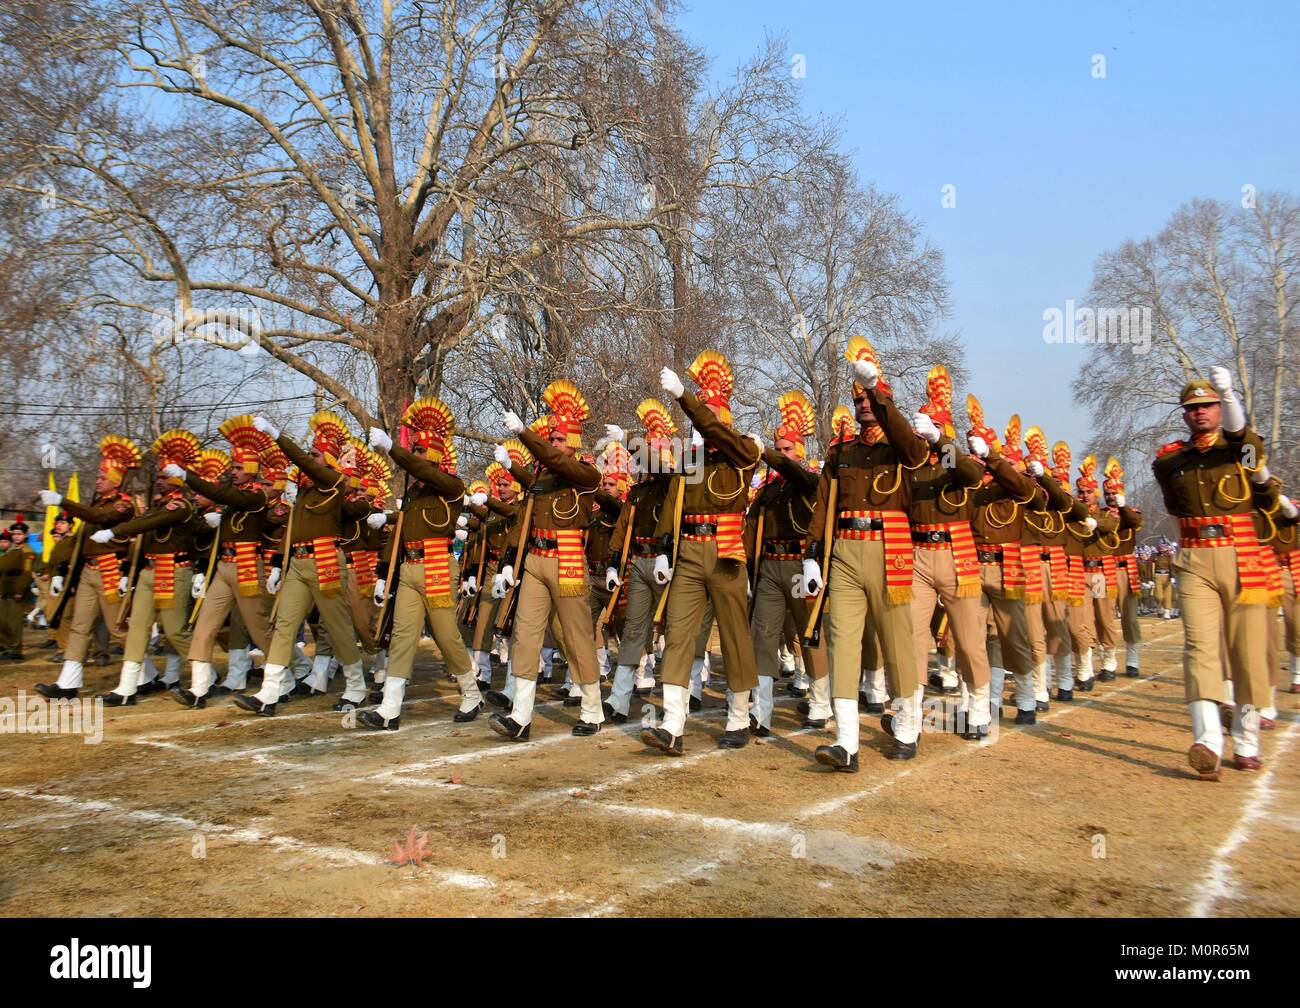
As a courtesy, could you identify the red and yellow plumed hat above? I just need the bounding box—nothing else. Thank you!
[965,393,1001,452]
[443,440,459,476]
[1077,454,1099,495]
[402,396,455,463]
[541,380,590,447]
[775,390,816,460]
[1024,426,1049,467]
[466,478,490,499]
[1051,441,1071,485]
[600,441,632,494]
[844,335,893,400]
[151,429,201,484]
[1002,414,1024,467]
[219,414,270,475]
[260,442,290,490]
[919,364,956,440]
[637,398,677,467]
[98,435,142,486]
[308,411,349,464]
[484,462,511,496]
[1102,456,1124,498]
[828,404,857,446]
[360,447,391,502]
[193,449,232,484]
[336,436,367,490]
[686,350,735,424]
[489,438,531,495]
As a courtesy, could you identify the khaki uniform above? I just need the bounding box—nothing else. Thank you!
[1109,505,1144,650]
[58,492,136,663]
[0,543,35,655]
[1153,551,1175,612]
[655,390,762,697]
[1152,426,1273,723]
[809,388,929,706]
[605,476,671,668]
[463,496,520,655]
[383,444,472,681]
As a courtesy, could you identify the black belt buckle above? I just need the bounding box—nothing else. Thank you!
[1199,523,1225,539]
[839,516,882,532]
[684,522,717,537]
[404,547,425,562]
[529,536,558,552]
[912,529,949,544]
[290,544,313,558]
[1040,551,1052,562]
[1083,559,1103,570]
[977,549,1001,564]
[219,546,238,560]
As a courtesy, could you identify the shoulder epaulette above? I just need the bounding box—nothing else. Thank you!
[1155,440,1186,459]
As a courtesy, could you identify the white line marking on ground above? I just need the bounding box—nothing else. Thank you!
[1187,720,1300,917]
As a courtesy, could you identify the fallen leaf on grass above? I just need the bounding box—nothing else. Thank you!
[570,789,589,799]
[449,771,463,785]
[596,743,610,750]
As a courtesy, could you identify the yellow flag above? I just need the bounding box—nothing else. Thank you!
[42,472,58,561]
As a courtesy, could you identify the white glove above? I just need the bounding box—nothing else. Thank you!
[853,358,880,388]
[690,428,704,448]
[1250,464,1271,486]
[494,444,511,466]
[162,463,186,480]
[749,433,765,456]
[1084,517,1098,532]
[462,575,478,598]
[502,410,524,433]
[1280,495,1298,519]
[1209,365,1246,431]
[49,575,63,597]
[118,576,129,595]
[204,511,222,528]
[90,529,115,544]
[281,482,298,505]
[1114,493,1126,509]
[266,567,282,594]
[499,564,516,588]
[252,415,280,441]
[911,411,941,445]
[802,558,823,597]
[1027,460,1044,477]
[968,434,989,459]
[367,427,393,452]
[653,554,672,584]
[603,424,626,445]
[605,567,622,592]
[455,529,468,542]
[660,367,685,399]
[456,513,469,529]
[373,581,386,607]
[790,572,807,599]
[38,490,62,507]
[470,491,488,507]
[491,572,509,598]
[191,572,205,599]
[366,511,387,530]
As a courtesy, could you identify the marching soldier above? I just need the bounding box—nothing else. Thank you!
[363,397,483,729]
[746,390,830,735]
[233,412,367,716]
[602,400,677,723]
[1271,492,1300,695]
[643,351,762,755]
[489,380,605,740]
[586,442,630,687]
[176,419,286,704]
[1153,540,1176,618]
[35,435,141,699]
[1020,426,1073,710]
[467,442,529,691]
[93,430,205,706]
[806,337,928,769]
[1101,458,1144,677]
[0,518,35,660]
[1152,369,1277,778]
[907,368,991,739]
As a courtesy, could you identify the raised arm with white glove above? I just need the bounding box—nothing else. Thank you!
[1209,365,1246,433]
[368,427,393,453]
[911,412,941,445]
[660,367,685,399]
[502,410,524,434]
[252,416,280,441]
[968,434,989,459]
[203,511,222,528]
[38,490,62,508]
[853,358,880,389]
[470,491,488,507]
[162,463,186,480]
[493,444,511,467]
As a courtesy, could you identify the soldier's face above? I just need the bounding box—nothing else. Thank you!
[1183,402,1220,434]
[602,476,621,496]
[231,468,253,487]
[853,395,878,428]
[775,436,799,462]
[549,430,575,457]
[95,473,115,497]
[500,486,518,504]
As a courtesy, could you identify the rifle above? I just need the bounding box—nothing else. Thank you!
[188,510,224,627]
[652,474,686,629]
[267,487,297,625]
[112,532,145,633]
[47,525,85,630]
[801,475,837,647]
[375,469,411,650]
[746,510,764,621]
[598,502,635,630]
[495,488,536,636]
[460,511,490,627]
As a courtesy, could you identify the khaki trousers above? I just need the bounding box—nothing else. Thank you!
[1067,567,1098,657]
[1116,577,1140,645]
[1154,573,1173,610]
[388,558,472,680]
[509,553,599,685]
[615,556,664,667]
[1176,545,1269,708]
[660,539,756,692]
[0,599,24,651]
[827,536,916,701]
[911,548,989,689]
[266,554,360,667]
[124,565,195,663]
[342,566,378,653]
[750,557,827,682]
[1091,577,1119,649]
[191,558,272,661]
[979,561,1034,677]
[65,566,127,662]
[1282,568,1297,657]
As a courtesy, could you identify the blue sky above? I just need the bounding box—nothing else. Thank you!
[677,0,1300,451]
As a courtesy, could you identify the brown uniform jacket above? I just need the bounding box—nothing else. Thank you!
[184,472,276,545]
[107,493,203,557]
[604,475,672,570]
[518,427,600,535]
[276,434,349,545]
[906,437,985,527]
[60,492,136,558]
[387,444,466,550]
[1151,426,1273,520]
